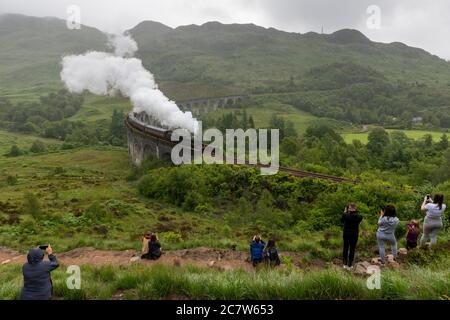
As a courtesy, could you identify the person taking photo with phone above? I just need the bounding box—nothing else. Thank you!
[376,205,399,266]
[421,194,446,246]
[341,203,363,270]
[20,244,59,300]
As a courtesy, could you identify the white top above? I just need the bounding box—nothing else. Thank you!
[424,203,446,219]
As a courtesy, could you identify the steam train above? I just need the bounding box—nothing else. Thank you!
[126,112,174,141]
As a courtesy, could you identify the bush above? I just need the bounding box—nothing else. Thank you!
[30,140,46,153]
[6,145,22,157]
[22,192,42,218]
[6,175,18,186]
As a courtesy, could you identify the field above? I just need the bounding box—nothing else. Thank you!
[0,130,62,155]
[342,129,447,144]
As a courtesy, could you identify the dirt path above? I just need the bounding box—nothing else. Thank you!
[1,247,303,271]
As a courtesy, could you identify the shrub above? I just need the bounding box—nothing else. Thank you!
[6,145,22,157]
[22,192,42,218]
[30,140,46,153]
[6,175,18,186]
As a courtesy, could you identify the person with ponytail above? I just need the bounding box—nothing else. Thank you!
[420,193,446,246]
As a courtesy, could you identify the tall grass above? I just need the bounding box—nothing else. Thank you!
[1,262,448,300]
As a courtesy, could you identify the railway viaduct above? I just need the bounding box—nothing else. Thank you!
[125,112,175,166]
[125,109,356,184]
[177,95,246,115]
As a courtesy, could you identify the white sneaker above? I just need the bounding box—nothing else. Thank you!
[343,265,348,270]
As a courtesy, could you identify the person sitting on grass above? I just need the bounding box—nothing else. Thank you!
[141,233,162,260]
[376,205,399,266]
[405,219,420,250]
[140,231,152,259]
[250,235,266,267]
[264,239,281,267]
[21,245,59,300]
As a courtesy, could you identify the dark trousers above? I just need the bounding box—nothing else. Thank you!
[406,241,417,250]
[343,233,359,267]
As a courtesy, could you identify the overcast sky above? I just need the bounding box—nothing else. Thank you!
[1,0,449,60]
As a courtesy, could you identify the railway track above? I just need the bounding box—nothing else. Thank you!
[247,162,357,184]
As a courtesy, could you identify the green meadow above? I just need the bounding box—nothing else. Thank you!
[342,129,447,144]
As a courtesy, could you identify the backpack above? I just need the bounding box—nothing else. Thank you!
[265,247,280,265]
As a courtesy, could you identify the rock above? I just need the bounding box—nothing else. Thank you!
[1,259,11,265]
[398,248,408,255]
[130,256,140,262]
[208,260,216,267]
[388,260,400,269]
[371,257,380,264]
[365,265,380,274]
[354,263,367,275]
[386,254,395,262]
[360,261,371,268]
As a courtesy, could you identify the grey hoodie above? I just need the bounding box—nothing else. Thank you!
[20,248,59,300]
[377,216,399,235]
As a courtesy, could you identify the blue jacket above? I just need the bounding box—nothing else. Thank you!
[250,240,266,261]
[20,248,59,300]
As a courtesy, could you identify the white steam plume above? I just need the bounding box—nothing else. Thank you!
[60,33,198,132]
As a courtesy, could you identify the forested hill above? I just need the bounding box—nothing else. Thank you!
[128,21,450,88]
[2,13,450,93]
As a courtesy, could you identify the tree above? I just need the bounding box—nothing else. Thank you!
[367,128,390,155]
[23,192,42,218]
[242,109,248,130]
[248,116,255,129]
[109,110,126,146]
[438,134,449,150]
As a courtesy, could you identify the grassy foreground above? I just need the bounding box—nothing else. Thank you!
[0,262,448,300]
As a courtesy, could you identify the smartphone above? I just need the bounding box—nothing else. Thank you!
[426,194,431,199]
[39,245,49,250]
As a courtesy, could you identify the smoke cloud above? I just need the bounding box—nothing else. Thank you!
[60,34,198,132]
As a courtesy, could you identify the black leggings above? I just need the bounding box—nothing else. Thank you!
[343,234,359,267]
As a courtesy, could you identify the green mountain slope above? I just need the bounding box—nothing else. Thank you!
[2,13,450,97]
[0,14,108,93]
[129,21,450,89]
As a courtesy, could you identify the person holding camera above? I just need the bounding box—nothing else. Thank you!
[376,205,399,265]
[420,194,446,246]
[20,244,59,300]
[341,203,363,269]
[250,235,266,267]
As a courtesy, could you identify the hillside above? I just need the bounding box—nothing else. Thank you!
[2,14,450,97]
[129,21,450,90]
[0,14,108,93]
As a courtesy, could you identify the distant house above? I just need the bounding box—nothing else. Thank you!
[412,116,423,124]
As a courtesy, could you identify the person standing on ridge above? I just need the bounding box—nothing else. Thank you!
[421,194,446,246]
[376,205,399,266]
[341,203,363,269]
